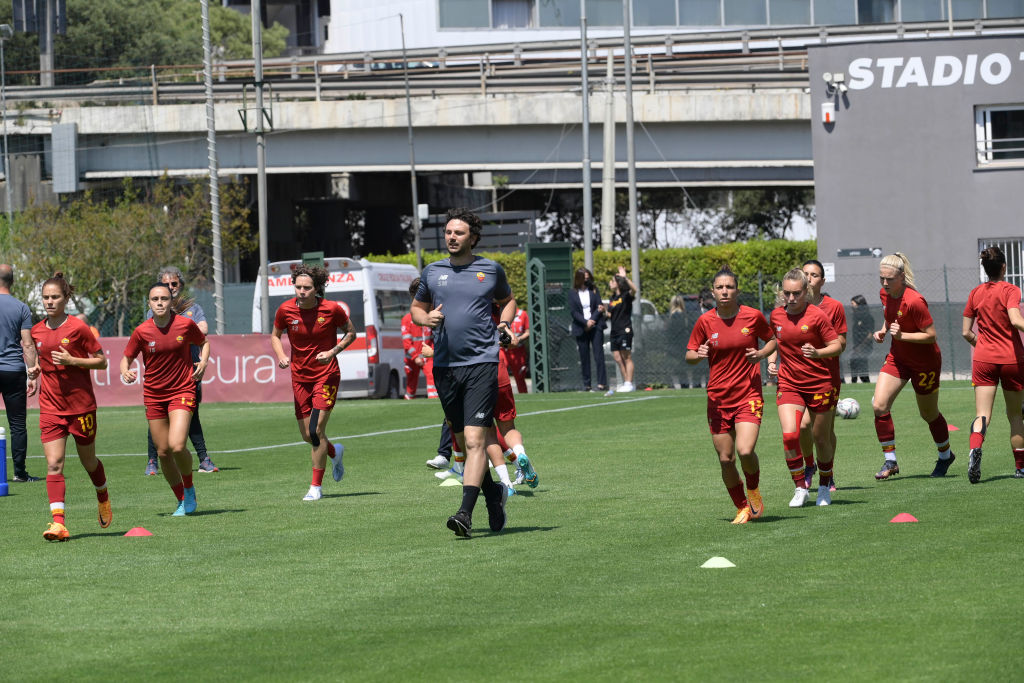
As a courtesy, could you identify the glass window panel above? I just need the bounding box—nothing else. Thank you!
[900,0,944,21]
[439,0,489,27]
[589,0,625,25]
[493,0,534,27]
[538,0,580,26]
[770,0,810,23]
[857,0,895,22]
[724,0,768,24]
[987,0,1024,18]
[679,0,722,24]
[814,0,856,23]
[951,0,982,18]
[634,0,677,25]
[991,110,1024,160]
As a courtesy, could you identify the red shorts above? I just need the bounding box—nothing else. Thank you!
[292,373,340,419]
[707,399,763,435]
[972,360,1024,391]
[495,382,517,422]
[776,385,836,413]
[145,393,196,420]
[880,353,941,395]
[39,410,98,445]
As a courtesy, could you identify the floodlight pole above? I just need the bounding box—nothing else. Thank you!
[0,24,12,224]
[622,0,640,297]
[580,0,593,271]
[252,0,270,333]
[201,0,225,335]
[399,14,423,271]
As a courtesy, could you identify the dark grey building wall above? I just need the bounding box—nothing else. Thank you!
[809,35,1024,305]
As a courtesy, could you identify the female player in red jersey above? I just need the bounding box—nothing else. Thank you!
[871,252,955,480]
[686,268,776,524]
[271,265,356,501]
[31,273,110,541]
[961,246,1024,483]
[768,268,841,508]
[120,282,210,516]
[799,259,847,491]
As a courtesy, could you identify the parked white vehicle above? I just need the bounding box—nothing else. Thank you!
[253,257,420,399]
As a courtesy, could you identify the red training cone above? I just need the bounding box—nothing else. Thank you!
[947,424,960,431]
[890,513,918,523]
[124,527,153,537]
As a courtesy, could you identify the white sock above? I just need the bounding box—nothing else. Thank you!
[885,450,897,463]
[493,464,512,487]
[512,444,526,458]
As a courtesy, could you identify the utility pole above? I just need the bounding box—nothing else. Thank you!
[623,0,640,297]
[252,0,270,333]
[580,0,593,271]
[202,0,225,334]
[600,50,615,250]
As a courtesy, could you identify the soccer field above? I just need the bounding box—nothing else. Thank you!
[1,382,1020,681]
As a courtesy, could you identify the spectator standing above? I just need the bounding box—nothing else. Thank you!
[848,294,875,383]
[0,263,40,483]
[569,267,608,393]
[607,266,638,393]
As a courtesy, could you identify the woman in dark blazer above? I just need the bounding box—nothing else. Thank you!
[570,267,608,391]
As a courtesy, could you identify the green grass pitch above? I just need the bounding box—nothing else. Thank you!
[1,382,1021,681]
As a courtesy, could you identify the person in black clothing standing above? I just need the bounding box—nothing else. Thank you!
[607,266,638,393]
[569,267,608,392]
[848,294,875,383]
[0,264,40,482]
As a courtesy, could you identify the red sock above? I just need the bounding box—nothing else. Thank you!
[803,453,815,469]
[726,483,747,510]
[928,414,950,451]
[817,459,834,486]
[46,474,66,524]
[87,460,109,503]
[327,441,336,458]
[786,456,807,487]
[182,473,194,489]
[1014,449,1024,470]
[171,482,185,501]
[875,412,895,444]
[744,467,760,491]
[495,430,510,452]
[969,432,985,450]
[312,467,325,486]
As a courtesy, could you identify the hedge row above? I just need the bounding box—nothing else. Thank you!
[367,240,817,313]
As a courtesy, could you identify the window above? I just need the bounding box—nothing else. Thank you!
[987,0,1024,18]
[633,0,677,25]
[724,0,768,25]
[770,0,810,24]
[439,0,490,27]
[900,0,945,21]
[978,238,1024,290]
[858,0,895,22]
[538,0,580,26]
[976,106,1024,166]
[950,0,984,19]
[589,0,624,25]
[814,0,855,23]
[679,0,721,24]
[493,0,534,27]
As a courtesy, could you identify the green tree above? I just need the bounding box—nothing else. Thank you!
[690,188,816,245]
[0,0,289,86]
[12,176,255,334]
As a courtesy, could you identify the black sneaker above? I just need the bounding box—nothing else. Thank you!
[875,460,900,480]
[967,448,982,484]
[930,452,956,478]
[1015,468,1024,479]
[12,473,40,482]
[446,510,472,538]
[486,483,509,532]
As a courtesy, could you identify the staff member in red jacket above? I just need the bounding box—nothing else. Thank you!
[401,278,436,399]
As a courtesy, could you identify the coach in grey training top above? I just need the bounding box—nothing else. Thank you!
[412,207,516,538]
[0,264,40,482]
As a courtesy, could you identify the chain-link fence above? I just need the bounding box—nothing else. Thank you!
[580,265,986,391]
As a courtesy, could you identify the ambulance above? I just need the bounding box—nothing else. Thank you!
[252,258,421,399]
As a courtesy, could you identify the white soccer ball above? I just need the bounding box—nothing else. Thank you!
[836,397,860,419]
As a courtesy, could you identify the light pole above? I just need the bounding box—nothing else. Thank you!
[0,23,13,224]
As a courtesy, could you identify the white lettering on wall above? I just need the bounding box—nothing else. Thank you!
[845,52,1016,89]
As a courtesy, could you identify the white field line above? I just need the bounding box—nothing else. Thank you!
[50,394,667,459]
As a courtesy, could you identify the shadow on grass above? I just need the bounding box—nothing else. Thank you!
[898,474,959,480]
[321,491,383,499]
[194,467,243,473]
[187,508,247,517]
[488,525,560,536]
[831,485,871,491]
[70,530,134,540]
[979,474,1022,482]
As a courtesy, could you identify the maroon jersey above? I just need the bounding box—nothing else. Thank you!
[880,287,941,367]
[687,306,772,407]
[816,294,848,384]
[124,315,205,402]
[31,316,102,415]
[770,304,838,392]
[274,298,350,383]
[964,281,1024,364]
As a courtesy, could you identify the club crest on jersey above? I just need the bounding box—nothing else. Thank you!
[176,335,184,342]
[186,311,193,317]
[800,324,809,332]
[740,327,751,335]
[476,272,485,281]
[61,337,70,344]
[897,309,904,318]
[317,316,326,325]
